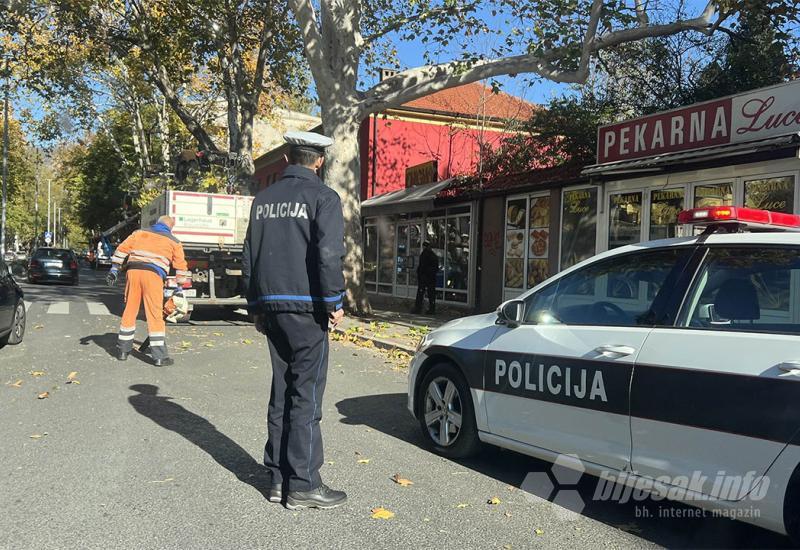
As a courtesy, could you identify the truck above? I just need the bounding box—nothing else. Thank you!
[141,190,254,318]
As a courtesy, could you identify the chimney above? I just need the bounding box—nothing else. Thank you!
[379,68,397,81]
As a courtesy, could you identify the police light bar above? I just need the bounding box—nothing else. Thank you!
[677,206,800,232]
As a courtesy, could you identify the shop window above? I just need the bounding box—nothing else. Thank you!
[650,189,684,240]
[426,218,446,289]
[744,176,795,214]
[504,198,526,289]
[608,192,643,249]
[364,225,378,287]
[694,183,733,208]
[446,216,470,291]
[378,221,395,287]
[561,188,598,269]
[528,196,550,288]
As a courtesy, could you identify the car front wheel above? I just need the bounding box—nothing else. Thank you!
[417,362,481,459]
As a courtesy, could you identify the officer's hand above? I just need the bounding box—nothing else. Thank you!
[253,314,267,335]
[106,270,118,287]
[329,308,344,329]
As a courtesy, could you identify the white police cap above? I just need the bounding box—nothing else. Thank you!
[284,131,334,154]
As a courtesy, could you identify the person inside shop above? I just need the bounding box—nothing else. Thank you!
[413,241,440,315]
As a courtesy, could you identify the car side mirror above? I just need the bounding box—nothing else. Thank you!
[497,299,525,328]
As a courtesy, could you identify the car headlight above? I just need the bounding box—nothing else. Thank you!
[416,333,433,353]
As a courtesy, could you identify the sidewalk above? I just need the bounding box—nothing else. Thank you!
[333,303,465,354]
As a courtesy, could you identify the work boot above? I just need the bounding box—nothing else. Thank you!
[268,485,283,503]
[286,484,347,510]
[153,357,174,367]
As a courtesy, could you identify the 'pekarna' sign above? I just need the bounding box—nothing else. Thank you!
[597,79,800,164]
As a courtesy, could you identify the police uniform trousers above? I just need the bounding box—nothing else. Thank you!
[118,270,169,361]
[263,311,329,492]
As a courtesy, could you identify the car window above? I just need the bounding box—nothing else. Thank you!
[524,248,690,327]
[34,249,73,261]
[680,247,800,335]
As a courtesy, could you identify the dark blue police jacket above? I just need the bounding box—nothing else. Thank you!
[243,165,346,314]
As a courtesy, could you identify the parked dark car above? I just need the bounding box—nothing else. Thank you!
[0,256,25,348]
[27,248,79,285]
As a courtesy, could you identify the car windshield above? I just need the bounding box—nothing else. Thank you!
[34,249,73,262]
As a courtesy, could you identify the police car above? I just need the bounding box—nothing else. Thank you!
[408,206,800,541]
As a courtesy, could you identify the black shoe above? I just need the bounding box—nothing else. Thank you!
[153,357,174,367]
[268,485,282,503]
[286,484,347,510]
[117,351,129,361]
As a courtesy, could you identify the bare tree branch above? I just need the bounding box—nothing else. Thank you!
[362,0,725,114]
[362,2,480,45]
[634,0,650,27]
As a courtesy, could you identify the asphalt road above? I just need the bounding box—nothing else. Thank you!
[0,267,795,549]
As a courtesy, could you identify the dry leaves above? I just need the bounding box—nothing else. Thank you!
[7,380,23,388]
[204,343,215,348]
[487,496,501,505]
[212,332,223,337]
[242,339,253,345]
[29,433,47,439]
[456,503,470,509]
[391,474,413,487]
[66,372,79,384]
[180,341,192,349]
[534,528,544,536]
[37,391,50,399]
[34,324,44,330]
[30,371,45,377]
[150,477,175,483]
[357,458,370,464]
[370,507,395,520]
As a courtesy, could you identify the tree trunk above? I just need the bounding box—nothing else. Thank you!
[321,109,371,315]
[158,97,171,168]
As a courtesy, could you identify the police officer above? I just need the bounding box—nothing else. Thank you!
[243,131,347,510]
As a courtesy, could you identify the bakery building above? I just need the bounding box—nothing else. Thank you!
[482,78,800,311]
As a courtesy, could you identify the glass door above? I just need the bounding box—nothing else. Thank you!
[396,224,410,287]
[395,222,423,297]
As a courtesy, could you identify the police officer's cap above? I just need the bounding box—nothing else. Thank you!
[284,131,334,155]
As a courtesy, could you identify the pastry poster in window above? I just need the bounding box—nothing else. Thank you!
[506,200,526,229]
[505,258,524,288]
[506,230,525,258]
[529,229,549,258]
[527,259,549,288]
[529,197,550,228]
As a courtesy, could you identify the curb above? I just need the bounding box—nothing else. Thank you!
[331,326,416,355]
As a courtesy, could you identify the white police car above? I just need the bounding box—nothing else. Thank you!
[408,206,800,541]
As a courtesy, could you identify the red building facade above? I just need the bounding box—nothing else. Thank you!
[253,83,535,199]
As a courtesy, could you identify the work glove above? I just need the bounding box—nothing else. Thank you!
[106,269,118,287]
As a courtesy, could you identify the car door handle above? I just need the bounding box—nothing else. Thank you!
[778,361,800,375]
[595,345,636,357]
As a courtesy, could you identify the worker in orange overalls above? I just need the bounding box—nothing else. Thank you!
[106,215,191,366]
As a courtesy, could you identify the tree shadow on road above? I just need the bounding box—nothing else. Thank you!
[128,384,272,499]
[336,393,792,549]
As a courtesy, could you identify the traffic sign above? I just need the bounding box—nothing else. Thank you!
[44,231,52,244]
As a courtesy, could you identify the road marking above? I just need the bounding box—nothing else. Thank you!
[47,302,69,315]
[24,301,33,312]
[87,302,112,316]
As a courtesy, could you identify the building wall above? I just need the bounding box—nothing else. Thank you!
[477,195,506,312]
[362,114,513,200]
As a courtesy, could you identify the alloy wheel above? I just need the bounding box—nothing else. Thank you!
[423,376,464,447]
[12,302,25,341]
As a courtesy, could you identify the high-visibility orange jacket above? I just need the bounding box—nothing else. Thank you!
[112,226,190,282]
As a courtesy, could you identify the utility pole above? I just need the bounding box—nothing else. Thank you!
[34,176,39,248]
[57,207,61,247]
[47,179,51,236]
[1,55,9,256]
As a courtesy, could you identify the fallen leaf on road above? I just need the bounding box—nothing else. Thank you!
[34,324,44,330]
[488,496,501,505]
[37,391,50,399]
[456,503,469,509]
[66,372,79,384]
[357,458,370,464]
[204,343,214,348]
[326,461,335,465]
[503,545,512,550]
[180,341,191,349]
[391,474,413,487]
[370,507,394,519]
[30,371,45,377]
[212,332,223,336]
[29,433,47,439]
[7,380,23,388]
[150,477,175,483]
[242,339,253,345]
[534,528,544,536]
[504,512,513,518]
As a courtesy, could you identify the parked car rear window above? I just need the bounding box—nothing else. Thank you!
[681,246,800,335]
[34,249,74,262]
